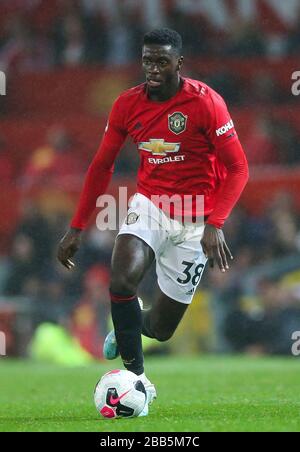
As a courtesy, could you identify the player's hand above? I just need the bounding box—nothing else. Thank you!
[200,224,233,272]
[57,227,82,270]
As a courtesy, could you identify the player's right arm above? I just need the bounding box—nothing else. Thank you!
[57,97,128,269]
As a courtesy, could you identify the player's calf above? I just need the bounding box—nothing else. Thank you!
[110,291,144,375]
[142,291,188,342]
[142,311,175,342]
[152,329,174,342]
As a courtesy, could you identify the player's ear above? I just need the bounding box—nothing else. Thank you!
[177,56,184,71]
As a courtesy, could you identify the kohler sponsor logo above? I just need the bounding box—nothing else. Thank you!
[216,119,234,137]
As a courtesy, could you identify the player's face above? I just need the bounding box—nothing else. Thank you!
[142,44,183,92]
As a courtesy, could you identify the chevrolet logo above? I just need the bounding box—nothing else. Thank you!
[138,139,181,156]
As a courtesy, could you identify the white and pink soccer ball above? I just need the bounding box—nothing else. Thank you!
[94,369,147,419]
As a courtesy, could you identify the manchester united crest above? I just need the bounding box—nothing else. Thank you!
[168,112,187,135]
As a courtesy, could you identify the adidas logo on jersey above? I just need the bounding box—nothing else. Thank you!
[216,119,234,137]
[134,122,143,130]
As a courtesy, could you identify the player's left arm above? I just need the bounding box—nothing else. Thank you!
[57,96,128,270]
[200,90,249,272]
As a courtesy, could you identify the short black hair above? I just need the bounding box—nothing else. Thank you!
[143,28,183,55]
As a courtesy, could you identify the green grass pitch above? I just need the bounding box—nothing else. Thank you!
[0,355,300,432]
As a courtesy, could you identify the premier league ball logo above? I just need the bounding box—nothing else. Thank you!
[168,112,187,135]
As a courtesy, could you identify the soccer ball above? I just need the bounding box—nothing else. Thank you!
[94,369,147,419]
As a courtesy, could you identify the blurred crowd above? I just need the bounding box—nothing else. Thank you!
[1,0,300,359]
[0,198,116,358]
[243,115,300,166]
[0,125,146,359]
[1,126,300,357]
[1,0,300,73]
[208,193,300,355]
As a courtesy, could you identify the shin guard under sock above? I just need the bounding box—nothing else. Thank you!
[110,292,144,375]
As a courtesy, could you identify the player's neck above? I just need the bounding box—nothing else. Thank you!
[147,75,182,102]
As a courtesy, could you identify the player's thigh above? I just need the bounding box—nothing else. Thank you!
[156,238,207,305]
[148,290,189,341]
[110,234,155,294]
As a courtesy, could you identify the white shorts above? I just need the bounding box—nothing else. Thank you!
[118,193,207,304]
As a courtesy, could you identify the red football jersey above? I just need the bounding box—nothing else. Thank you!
[71,77,248,229]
